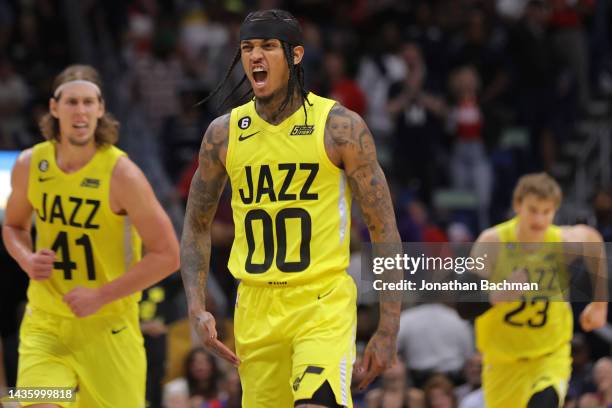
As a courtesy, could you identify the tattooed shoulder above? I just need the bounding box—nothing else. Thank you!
[325,104,358,148]
[200,113,230,169]
[324,104,371,166]
[325,104,377,159]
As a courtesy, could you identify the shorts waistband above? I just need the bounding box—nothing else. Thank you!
[26,302,139,320]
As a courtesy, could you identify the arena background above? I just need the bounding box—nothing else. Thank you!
[1,0,611,407]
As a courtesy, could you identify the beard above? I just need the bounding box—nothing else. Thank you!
[256,82,289,105]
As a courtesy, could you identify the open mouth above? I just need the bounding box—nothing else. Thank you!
[73,122,88,130]
[253,68,268,87]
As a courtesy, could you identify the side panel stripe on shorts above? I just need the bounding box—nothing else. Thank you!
[338,173,348,244]
[123,217,134,271]
[339,355,347,406]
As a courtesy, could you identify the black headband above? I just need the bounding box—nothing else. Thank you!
[240,18,303,46]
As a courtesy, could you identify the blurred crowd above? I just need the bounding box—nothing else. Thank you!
[1,0,612,407]
[1,0,612,230]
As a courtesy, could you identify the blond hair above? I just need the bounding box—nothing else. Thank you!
[39,65,119,146]
[513,172,562,207]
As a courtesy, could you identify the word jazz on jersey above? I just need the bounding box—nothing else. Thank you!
[238,163,319,204]
[37,192,100,229]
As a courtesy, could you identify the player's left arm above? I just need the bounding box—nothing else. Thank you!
[325,104,402,390]
[63,157,180,317]
[563,224,608,331]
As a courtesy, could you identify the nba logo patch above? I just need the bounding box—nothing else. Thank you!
[39,160,49,172]
[239,116,251,129]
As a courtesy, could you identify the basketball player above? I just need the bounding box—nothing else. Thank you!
[2,65,180,407]
[466,173,607,407]
[181,9,402,408]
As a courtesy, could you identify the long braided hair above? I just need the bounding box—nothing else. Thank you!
[200,10,311,122]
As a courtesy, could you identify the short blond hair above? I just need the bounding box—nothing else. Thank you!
[39,64,119,146]
[513,172,562,207]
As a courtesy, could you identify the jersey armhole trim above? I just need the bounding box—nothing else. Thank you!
[225,109,238,173]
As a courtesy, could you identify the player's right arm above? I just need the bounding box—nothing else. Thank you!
[180,114,239,366]
[456,227,502,319]
[470,227,500,277]
[325,104,402,389]
[1,149,56,280]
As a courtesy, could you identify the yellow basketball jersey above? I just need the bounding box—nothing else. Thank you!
[27,141,142,316]
[475,218,573,362]
[226,93,351,286]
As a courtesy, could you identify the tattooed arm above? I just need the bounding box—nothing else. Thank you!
[181,114,239,366]
[325,104,402,389]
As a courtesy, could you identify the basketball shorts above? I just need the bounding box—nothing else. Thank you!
[17,304,146,408]
[482,343,570,408]
[234,273,357,408]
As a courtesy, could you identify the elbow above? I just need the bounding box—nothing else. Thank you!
[168,242,181,274]
[159,240,180,276]
[168,252,180,275]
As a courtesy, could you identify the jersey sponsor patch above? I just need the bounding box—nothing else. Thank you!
[80,178,100,188]
[290,125,314,136]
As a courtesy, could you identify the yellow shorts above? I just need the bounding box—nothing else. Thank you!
[17,304,146,408]
[482,343,570,408]
[234,273,357,408]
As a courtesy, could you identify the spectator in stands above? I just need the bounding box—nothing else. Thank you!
[455,353,482,403]
[0,57,29,149]
[396,193,449,243]
[568,333,596,404]
[222,368,242,408]
[508,0,560,171]
[397,302,474,387]
[593,189,612,242]
[386,42,446,204]
[448,7,509,108]
[548,0,594,110]
[129,27,184,136]
[321,50,366,116]
[162,377,190,408]
[365,360,425,408]
[447,65,492,230]
[578,357,612,408]
[357,21,406,164]
[455,353,484,408]
[185,347,227,407]
[424,374,458,408]
[178,4,231,93]
[140,278,185,408]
